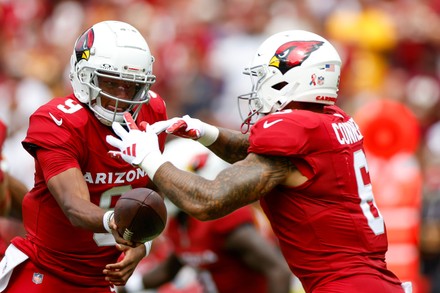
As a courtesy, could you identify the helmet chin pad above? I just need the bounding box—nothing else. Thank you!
[92,103,124,126]
[90,93,146,126]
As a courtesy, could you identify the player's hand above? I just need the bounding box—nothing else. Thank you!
[163,114,205,139]
[107,113,167,179]
[158,115,219,146]
[138,115,202,139]
[108,216,134,247]
[106,113,160,166]
[103,244,146,286]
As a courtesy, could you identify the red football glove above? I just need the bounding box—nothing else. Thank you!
[153,115,219,146]
[165,116,203,140]
[139,115,219,146]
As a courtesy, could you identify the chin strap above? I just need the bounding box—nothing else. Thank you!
[240,110,258,134]
[240,120,251,134]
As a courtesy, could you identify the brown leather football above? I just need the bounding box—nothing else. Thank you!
[114,188,167,243]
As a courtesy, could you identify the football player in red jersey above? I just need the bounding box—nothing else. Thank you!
[107,30,412,292]
[120,138,291,293]
[0,21,168,293]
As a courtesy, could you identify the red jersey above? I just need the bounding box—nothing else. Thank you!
[248,106,402,292]
[165,206,267,293]
[11,93,167,287]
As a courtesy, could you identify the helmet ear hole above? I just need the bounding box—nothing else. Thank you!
[272,81,288,90]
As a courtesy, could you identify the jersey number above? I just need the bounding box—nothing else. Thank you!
[353,150,384,235]
[57,98,83,114]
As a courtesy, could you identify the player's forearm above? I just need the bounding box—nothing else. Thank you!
[153,159,269,221]
[206,127,249,164]
[142,255,181,288]
[6,173,28,219]
[0,181,10,216]
[265,265,292,293]
[153,164,223,220]
[62,196,108,232]
[48,168,108,232]
[231,226,292,293]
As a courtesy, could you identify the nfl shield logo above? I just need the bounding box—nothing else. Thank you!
[32,272,44,284]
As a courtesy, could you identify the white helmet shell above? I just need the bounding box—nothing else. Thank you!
[239,30,341,128]
[69,20,156,125]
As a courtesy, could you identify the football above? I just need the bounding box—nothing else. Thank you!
[114,188,167,243]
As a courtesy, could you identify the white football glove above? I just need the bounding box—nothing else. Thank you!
[164,115,219,146]
[106,113,167,179]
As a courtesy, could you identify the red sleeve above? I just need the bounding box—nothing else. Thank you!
[35,147,80,182]
[249,110,327,156]
[212,206,256,235]
[22,100,85,181]
[23,113,82,156]
[249,112,307,156]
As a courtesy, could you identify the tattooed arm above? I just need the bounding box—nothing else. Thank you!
[107,113,302,220]
[206,128,250,164]
[153,153,293,221]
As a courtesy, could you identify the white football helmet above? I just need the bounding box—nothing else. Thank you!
[238,30,341,131]
[69,20,156,125]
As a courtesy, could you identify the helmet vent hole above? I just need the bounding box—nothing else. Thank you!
[272,81,288,91]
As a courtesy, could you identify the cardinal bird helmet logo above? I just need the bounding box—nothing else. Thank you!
[269,41,324,74]
[74,28,95,63]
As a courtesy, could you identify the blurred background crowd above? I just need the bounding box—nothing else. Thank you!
[1,0,440,292]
